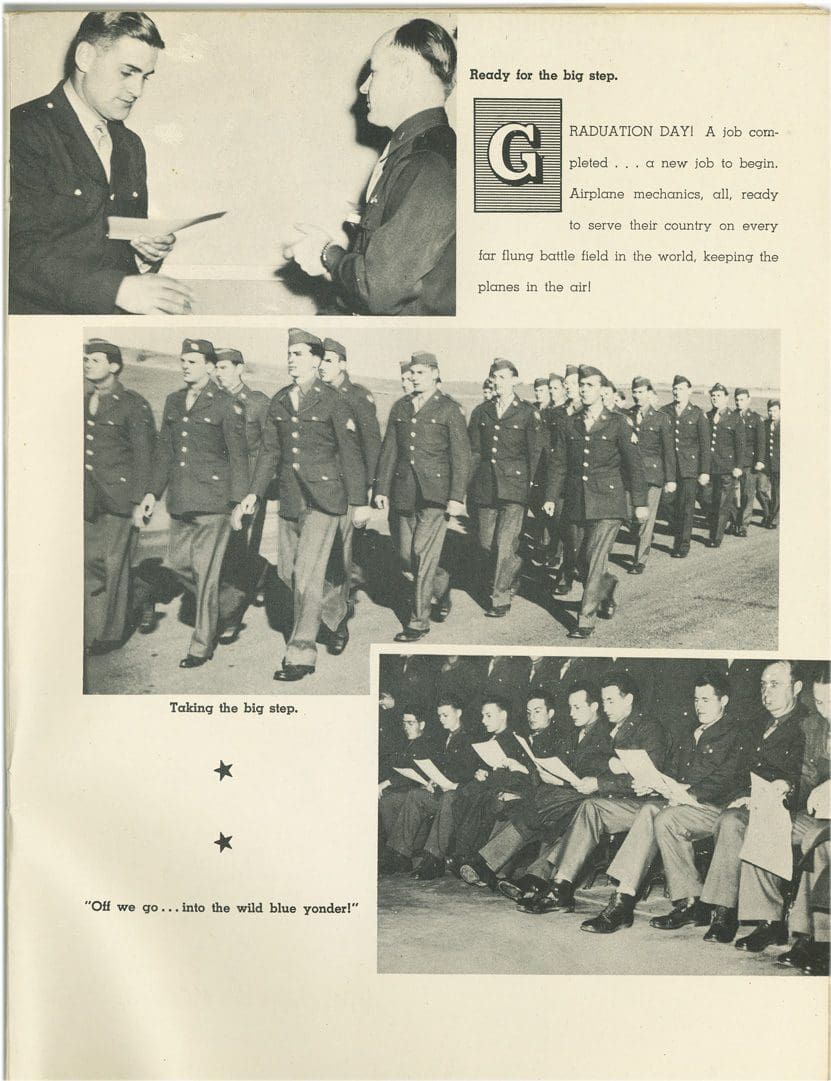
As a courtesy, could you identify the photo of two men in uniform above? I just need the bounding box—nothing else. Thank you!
[8,10,457,317]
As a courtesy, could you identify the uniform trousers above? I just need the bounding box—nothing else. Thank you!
[705,473,735,545]
[167,512,232,659]
[738,811,827,923]
[479,786,587,872]
[389,503,449,632]
[757,471,780,526]
[556,794,646,884]
[379,789,409,843]
[277,506,346,667]
[568,518,622,629]
[478,501,525,607]
[220,500,269,621]
[632,485,662,567]
[790,827,829,940]
[423,791,458,859]
[700,807,750,909]
[388,787,443,857]
[671,476,698,551]
[84,512,137,646]
[733,469,758,530]
[607,800,724,900]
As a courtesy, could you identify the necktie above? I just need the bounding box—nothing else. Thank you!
[693,725,704,744]
[578,729,586,743]
[763,720,779,740]
[93,122,112,180]
[412,393,423,413]
[185,389,198,411]
[289,385,301,412]
[88,390,100,417]
[365,144,390,202]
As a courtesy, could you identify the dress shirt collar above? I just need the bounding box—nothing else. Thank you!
[63,78,108,146]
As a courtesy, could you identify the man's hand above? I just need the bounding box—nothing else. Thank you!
[378,781,391,800]
[754,461,765,472]
[130,232,176,264]
[374,494,389,511]
[230,504,246,532]
[698,473,710,486]
[664,481,677,494]
[138,493,156,522]
[474,768,489,783]
[634,505,649,522]
[446,499,465,518]
[731,467,743,479]
[807,779,830,818]
[608,757,627,775]
[238,494,258,517]
[728,796,750,810]
[285,223,333,277]
[574,776,599,795]
[115,274,193,315]
[353,505,372,528]
[633,781,656,797]
[131,503,149,528]
[768,778,790,802]
[542,500,556,516]
[439,781,458,793]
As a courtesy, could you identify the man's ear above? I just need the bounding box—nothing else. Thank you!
[74,40,96,75]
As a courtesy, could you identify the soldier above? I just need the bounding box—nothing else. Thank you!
[548,372,567,410]
[532,376,551,411]
[140,339,248,668]
[627,376,676,574]
[548,365,648,639]
[662,375,710,559]
[728,387,765,537]
[212,347,270,645]
[400,359,415,395]
[562,365,581,414]
[236,329,368,682]
[757,398,781,529]
[378,706,438,872]
[467,359,543,617]
[704,383,746,549]
[83,338,156,654]
[374,351,471,642]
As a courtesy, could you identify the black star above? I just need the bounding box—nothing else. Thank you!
[214,833,232,853]
[214,760,233,781]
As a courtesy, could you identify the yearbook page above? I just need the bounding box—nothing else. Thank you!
[5,6,830,1080]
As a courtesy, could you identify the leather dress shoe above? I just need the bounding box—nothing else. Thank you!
[218,623,242,646]
[378,848,412,875]
[735,527,747,538]
[776,937,814,969]
[327,615,350,655]
[459,855,497,890]
[671,547,689,559]
[179,654,210,669]
[705,539,721,549]
[554,577,573,596]
[598,581,618,619]
[628,562,646,575]
[521,879,575,915]
[800,941,830,976]
[273,664,315,682]
[498,873,548,905]
[581,891,635,934]
[432,593,452,623]
[86,639,121,657]
[703,905,738,943]
[485,604,510,618]
[650,897,709,930]
[735,921,788,952]
[393,627,430,643]
[567,627,594,640]
[415,854,445,880]
[138,604,157,634]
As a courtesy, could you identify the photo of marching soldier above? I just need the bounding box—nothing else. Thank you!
[83,326,780,694]
[377,654,830,977]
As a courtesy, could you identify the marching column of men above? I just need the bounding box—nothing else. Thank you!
[378,656,830,976]
[84,339,781,663]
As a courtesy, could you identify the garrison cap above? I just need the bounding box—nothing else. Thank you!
[709,382,728,395]
[672,374,692,388]
[215,348,244,366]
[549,372,565,384]
[288,327,322,349]
[564,364,579,377]
[400,358,414,373]
[578,364,604,381]
[533,377,549,389]
[490,357,519,377]
[482,378,493,389]
[411,351,439,369]
[323,337,347,359]
[181,338,217,363]
[631,376,653,391]
[767,398,780,409]
[84,338,121,363]
[734,387,750,397]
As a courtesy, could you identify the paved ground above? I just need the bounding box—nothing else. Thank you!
[86,512,778,696]
[378,873,801,977]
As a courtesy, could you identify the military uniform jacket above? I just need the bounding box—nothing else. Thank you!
[731,702,808,811]
[230,384,270,471]
[550,407,647,521]
[151,383,249,516]
[375,389,471,512]
[763,418,780,474]
[735,408,764,467]
[706,407,747,474]
[434,727,481,786]
[468,397,544,507]
[335,374,382,486]
[665,716,745,807]
[327,108,456,316]
[627,404,676,487]
[799,712,830,810]
[10,84,154,315]
[555,718,615,780]
[662,402,711,479]
[84,380,156,518]
[250,378,367,519]
[383,734,437,788]
[472,728,537,796]
[597,710,668,797]
[478,656,533,728]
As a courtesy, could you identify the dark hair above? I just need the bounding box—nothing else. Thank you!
[567,680,600,709]
[601,669,639,702]
[437,694,464,712]
[401,706,425,724]
[763,659,803,687]
[813,663,831,686]
[68,12,164,78]
[393,19,456,90]
[481,695,510,716]
[527,688,552,710]
[695,667,730,699]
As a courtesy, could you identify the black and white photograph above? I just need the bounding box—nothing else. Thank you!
[83,325,780,694]
[377,652,830,976]
[8,9,457,316]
